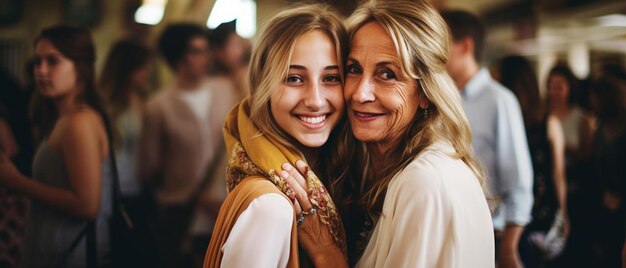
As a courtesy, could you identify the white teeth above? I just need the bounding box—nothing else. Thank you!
[298,115,326,124]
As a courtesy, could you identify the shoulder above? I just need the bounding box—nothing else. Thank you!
[244,193,293,222]
[62,109,105,135]
[206,75,235,90]
[146,88,173,108]
[390,145,456,196]
[485,80,519,106]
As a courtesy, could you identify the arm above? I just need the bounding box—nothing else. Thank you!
[0,118,19,158]
[221,193,293,267]
[0,112,105,220]
[138,101,163,183]
[496,93,534,267]
[547,115,568,218]
[577,112,595,161]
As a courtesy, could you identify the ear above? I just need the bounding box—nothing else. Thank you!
[460,37,475,58]
[417,83,431,110]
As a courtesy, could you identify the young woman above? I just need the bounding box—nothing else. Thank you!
[203,4,348,267]
[282,0,494,267]
[499,55,569,265]
[0,25,112,267]
[99,40,151,200]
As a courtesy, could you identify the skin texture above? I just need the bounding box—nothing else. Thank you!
[270,30,344,148]
[273,30,348,267]
[280,22,432,267]
[0,38,107,220]
[344,22,426,157]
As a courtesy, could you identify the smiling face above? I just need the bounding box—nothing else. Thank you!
[345,22,423,148]
[34,38,79,99]
[270,30,344,148]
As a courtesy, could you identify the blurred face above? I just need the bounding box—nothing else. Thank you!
[180,36,210,78]
[446,40,465,83]
[548,74,570,103]
[33,38,79,98]
[219,33,248,70]
[345,22,424,148]
[270,30,344,148]
[131,62,152,92]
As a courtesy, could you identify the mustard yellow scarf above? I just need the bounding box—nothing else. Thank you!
[223,99,346,253]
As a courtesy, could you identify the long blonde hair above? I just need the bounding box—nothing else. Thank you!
[342,0,485,216]
[247,3,348,156]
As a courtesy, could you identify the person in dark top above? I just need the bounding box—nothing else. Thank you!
[498,55,569,266]
[590,75,626,268]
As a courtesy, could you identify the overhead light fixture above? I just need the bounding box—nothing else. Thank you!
[135,0,168,25]
[207,0,256,38]
[595,14,626,27]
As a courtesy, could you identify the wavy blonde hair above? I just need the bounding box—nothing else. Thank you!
[341,0,485,216]
[247,3,348,157]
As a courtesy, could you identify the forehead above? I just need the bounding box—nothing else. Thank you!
[350,22,399,61]
[35,38,61,55]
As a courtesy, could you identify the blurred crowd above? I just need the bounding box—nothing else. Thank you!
[0,10,625,268]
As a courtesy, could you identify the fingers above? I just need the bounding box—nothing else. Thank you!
[282,163,307,190]
[280,168,313,212]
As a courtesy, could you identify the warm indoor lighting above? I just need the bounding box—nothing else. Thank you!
[207,0,256,38]
[134,0,168,25]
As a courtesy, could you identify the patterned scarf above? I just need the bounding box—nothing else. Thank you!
[223,99,347,254]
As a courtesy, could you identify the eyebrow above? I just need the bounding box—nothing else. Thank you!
[289,65,340,71]
[347,57,399,68]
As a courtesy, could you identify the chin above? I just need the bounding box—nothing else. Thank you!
[296,134,329,148]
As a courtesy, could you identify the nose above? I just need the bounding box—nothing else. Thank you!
[350,76,375,103]
[34,61,47,77]
[303,81,324,111]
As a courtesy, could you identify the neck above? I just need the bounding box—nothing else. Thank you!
[176,71,202,91]
[366,141,393,178]
[54,91,83,115]
[455,60,480,92]
[550,101,570,118]
[299,145,320,169]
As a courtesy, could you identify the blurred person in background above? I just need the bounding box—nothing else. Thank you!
[546,64,595,164]
[442,10,534,268]
[589,73,626,268]
[208,20,251,101]
[139,23,236,267]
[0,66,33,268]
[498,55,569,267]
[0,25,113,267]
[98,39,157,266]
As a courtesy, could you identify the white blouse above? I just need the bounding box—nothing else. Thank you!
[221,193,293,268]
[357,142,495,268]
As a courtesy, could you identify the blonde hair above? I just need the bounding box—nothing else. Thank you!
[247,3,348,154]
[343,0,485,215]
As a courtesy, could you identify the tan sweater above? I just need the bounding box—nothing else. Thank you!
[139,76,237,205]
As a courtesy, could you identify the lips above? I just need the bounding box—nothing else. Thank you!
[295,113,330,129]
[352,110,385,121]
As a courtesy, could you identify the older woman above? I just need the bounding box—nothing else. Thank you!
[281,0,494,266]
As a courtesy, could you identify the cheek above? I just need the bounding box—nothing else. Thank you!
[385,85,418,128]
[344,78,357,101]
